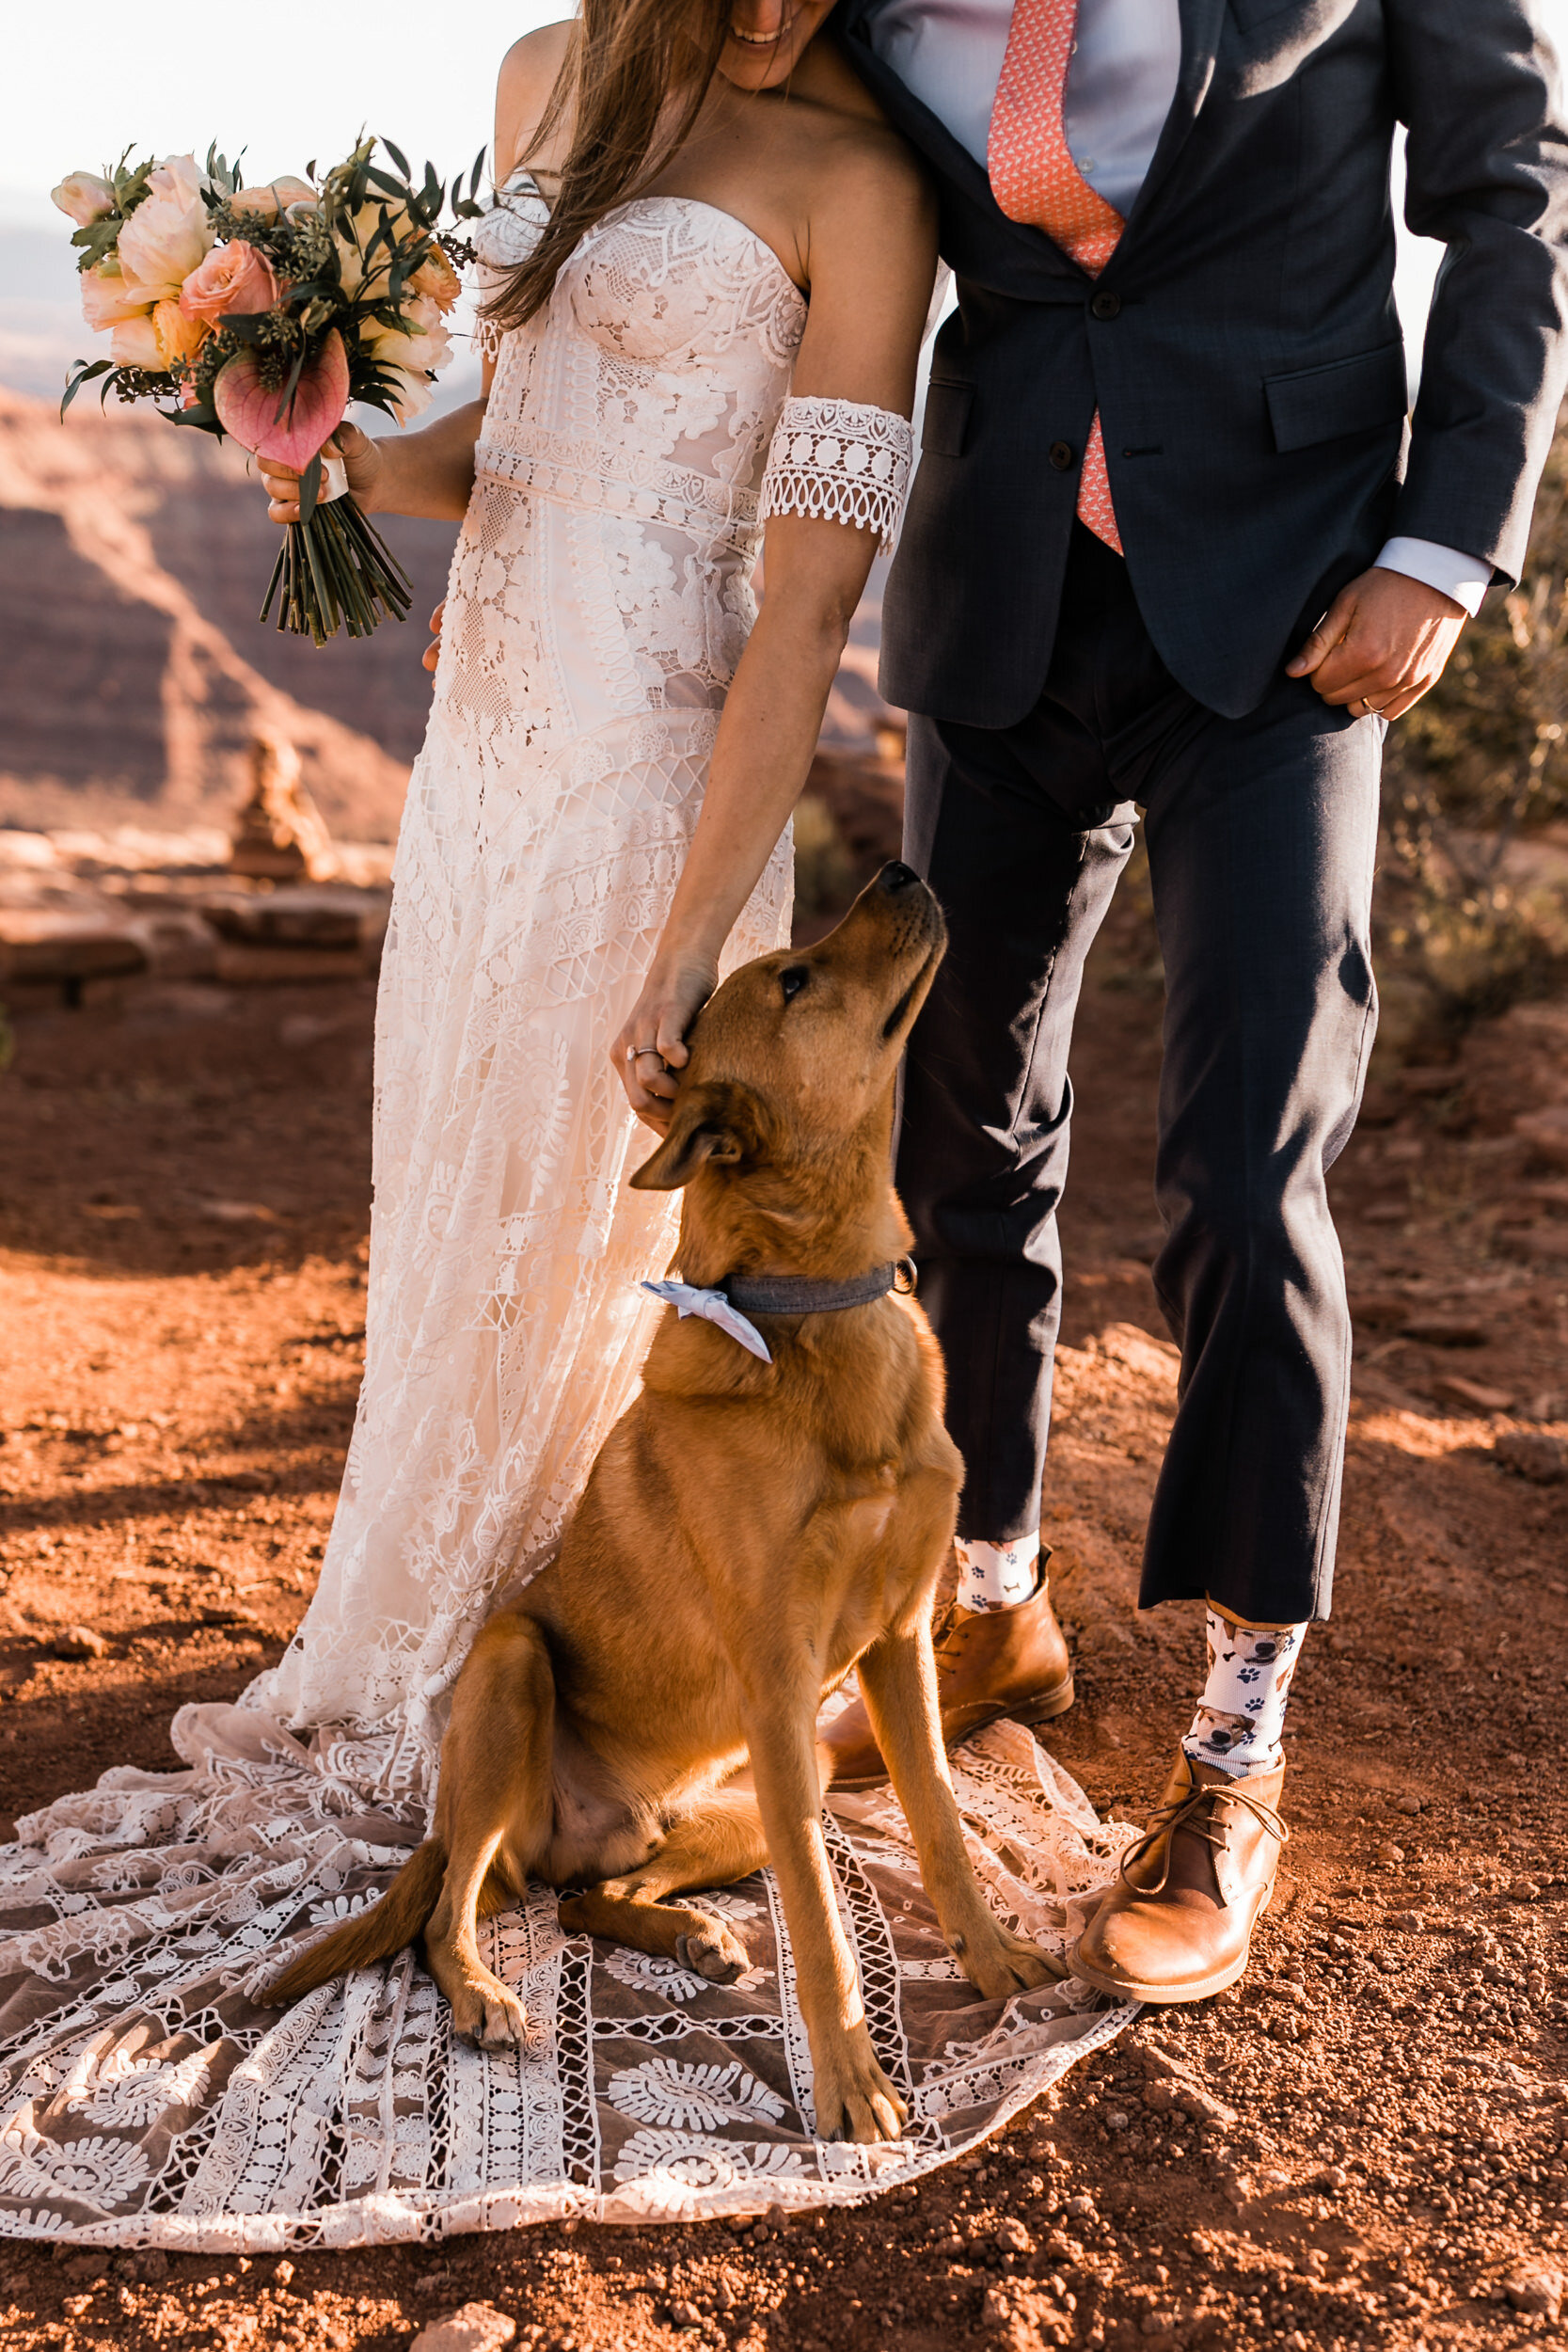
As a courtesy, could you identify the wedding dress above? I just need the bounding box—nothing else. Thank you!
[0,181,1132,2249]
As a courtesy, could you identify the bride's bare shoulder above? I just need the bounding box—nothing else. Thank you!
[496,21,578,180]
[786,43,932,248]
[790,39,929,197]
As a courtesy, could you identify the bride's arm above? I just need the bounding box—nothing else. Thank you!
[259,24,576,528]
[613,141,937,1124]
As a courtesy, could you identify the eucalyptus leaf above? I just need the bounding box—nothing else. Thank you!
[59,358,112,418]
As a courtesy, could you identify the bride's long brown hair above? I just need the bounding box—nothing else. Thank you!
[483,0,742,331]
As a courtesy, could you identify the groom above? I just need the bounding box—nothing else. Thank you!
[808,0,1568,2001]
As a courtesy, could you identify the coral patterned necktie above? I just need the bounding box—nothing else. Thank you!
[988,0,1126,553]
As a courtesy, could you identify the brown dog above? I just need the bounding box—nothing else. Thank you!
[265,863,1053,2142]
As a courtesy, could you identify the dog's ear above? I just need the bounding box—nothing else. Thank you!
[629,1081,755,1191]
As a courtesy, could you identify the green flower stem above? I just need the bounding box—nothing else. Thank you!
[256,495,415,646]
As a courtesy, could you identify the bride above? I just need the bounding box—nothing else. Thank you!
[250,0,935,1788]
[0,0,1112,2248]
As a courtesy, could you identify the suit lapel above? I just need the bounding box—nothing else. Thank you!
[839,0,1229,278]
[1115,0,1227,244]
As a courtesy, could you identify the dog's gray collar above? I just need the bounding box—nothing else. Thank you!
[722,1260,914,1316]
[641,1261,915,1365]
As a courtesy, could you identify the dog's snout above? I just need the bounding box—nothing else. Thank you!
[878,861,922,895]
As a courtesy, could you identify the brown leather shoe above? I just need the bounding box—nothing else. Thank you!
[1070,1750,1288,2004]
[824,1577,1075,1792]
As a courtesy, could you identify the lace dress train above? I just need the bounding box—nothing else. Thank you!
[0,184,1132,2247]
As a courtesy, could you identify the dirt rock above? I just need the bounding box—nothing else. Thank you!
[981,2280,1073,2348]
[51,1625,106,1660]
[1495,1429,1568,1483]
[198,885,370,952]
[409,2303,517,2352]
[1503,2268,1563,2316]
[1351,1290,1414,1325]
[0,912,148,988]
[1516,1104,1568,1167]
[1401,1313,1486,1347]
[1432,1373,1515,1413]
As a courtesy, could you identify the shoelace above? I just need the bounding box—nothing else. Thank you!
[1118,1778,1290,1896]
[932,1598,962,1660]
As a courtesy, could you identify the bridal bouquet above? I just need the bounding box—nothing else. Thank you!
[54,140,483,644]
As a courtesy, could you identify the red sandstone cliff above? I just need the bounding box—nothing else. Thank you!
[0,388,456,839]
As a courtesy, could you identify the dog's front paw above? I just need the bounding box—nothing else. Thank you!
[812,2026,908,2145]
[953,1922,1068,1997]
[675,1917,750,1983]
[448,1969,529,2049]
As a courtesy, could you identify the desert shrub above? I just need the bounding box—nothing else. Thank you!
[1378,420,1568,1043]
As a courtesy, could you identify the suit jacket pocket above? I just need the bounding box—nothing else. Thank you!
[1265,342,1409,453]
[921,379,974,458]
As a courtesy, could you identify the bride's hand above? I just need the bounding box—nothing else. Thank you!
[258,421,382,523]
[612,955,720,1131]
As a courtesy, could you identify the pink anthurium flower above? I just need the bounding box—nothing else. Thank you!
[213,326,349,467]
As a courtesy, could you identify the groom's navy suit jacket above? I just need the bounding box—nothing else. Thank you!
[837,0,1568,721]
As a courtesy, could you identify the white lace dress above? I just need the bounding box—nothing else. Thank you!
[0,187,1132,2249]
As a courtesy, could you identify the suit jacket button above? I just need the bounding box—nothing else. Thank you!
[1090,290,1121,320]
[1049,440,1076,470]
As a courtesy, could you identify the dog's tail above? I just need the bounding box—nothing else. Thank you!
[262,1839,447,2006]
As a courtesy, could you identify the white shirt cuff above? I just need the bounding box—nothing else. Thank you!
[1374,536,1491,618]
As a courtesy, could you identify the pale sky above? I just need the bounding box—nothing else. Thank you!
[3,0,562,227]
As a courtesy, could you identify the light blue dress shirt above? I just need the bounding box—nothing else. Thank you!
[867,0,1489,612]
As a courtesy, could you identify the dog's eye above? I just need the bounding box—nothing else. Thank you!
[780,965,810,1004]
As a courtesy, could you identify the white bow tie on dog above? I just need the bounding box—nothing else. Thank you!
[641,1279,772,1363]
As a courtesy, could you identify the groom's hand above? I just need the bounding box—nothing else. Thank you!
[1287,566,1467,723]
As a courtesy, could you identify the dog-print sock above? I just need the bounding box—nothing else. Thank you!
[1181,1602,1308,1778]
[956,1534,1042,1613]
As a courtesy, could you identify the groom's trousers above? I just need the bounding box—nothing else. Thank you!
[895,523,1383,1627]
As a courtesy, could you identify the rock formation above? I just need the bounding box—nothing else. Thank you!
[0,387,451,841]
[229,731,338,882]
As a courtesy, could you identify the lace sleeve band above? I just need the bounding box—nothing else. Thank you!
[757,396,915,553]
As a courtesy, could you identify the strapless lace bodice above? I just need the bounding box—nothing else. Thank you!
[442,185,803,755]
[478,191,805,558]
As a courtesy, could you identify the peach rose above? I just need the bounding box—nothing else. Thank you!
[379,364,434,423]
[179,240,280,326]
[363,300,452,384]
[153,299,208,367]
[410,244,461,313]
[230,175,316,220]
[117,153,213,301]
[80,260,158,331]
[52,171,116,228]
[109,311,163,369]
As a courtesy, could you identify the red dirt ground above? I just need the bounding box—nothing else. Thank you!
[0,891,1565,2351]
